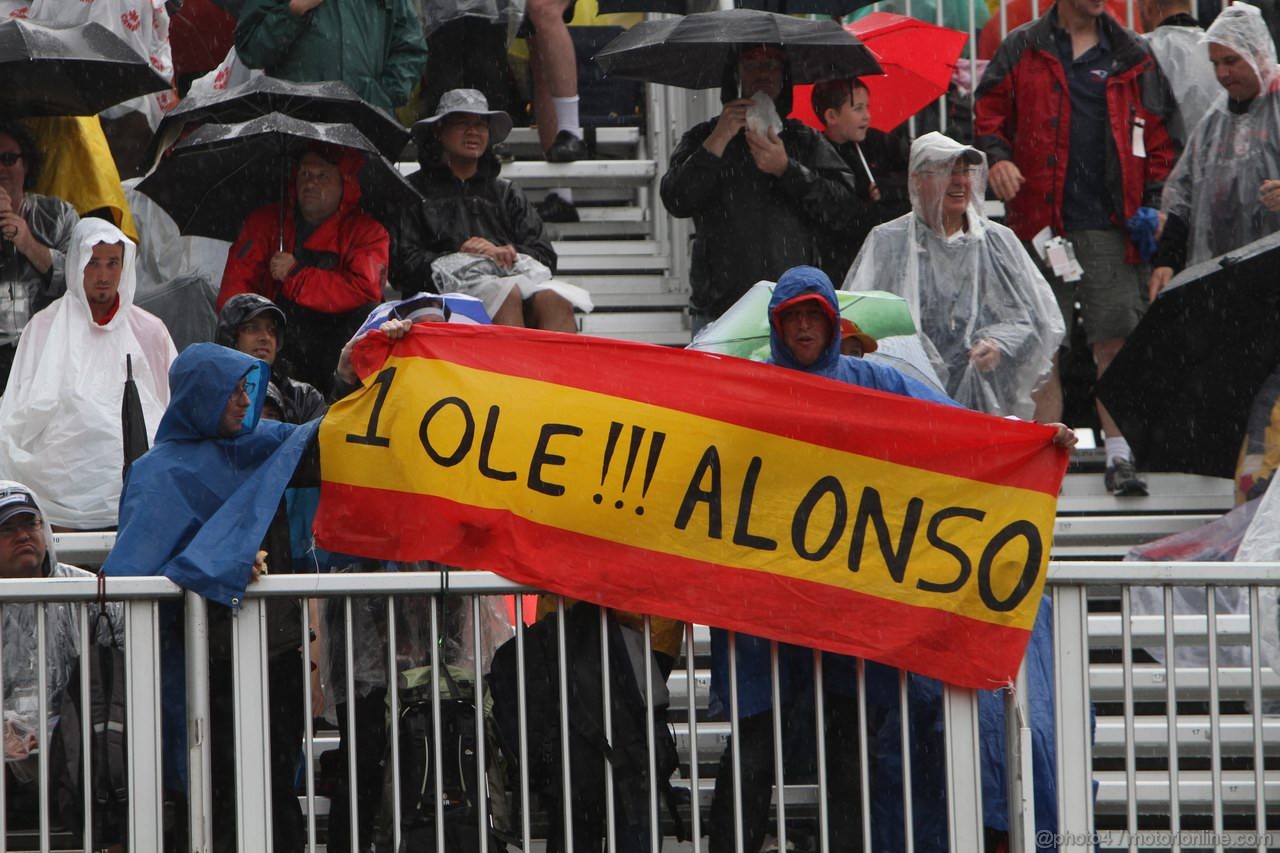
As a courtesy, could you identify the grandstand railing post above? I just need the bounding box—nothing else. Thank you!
[231,596,272,853]
[186,590,213,853]
[125,598,165,853]
[943,684,984,851]
[1052,582,1094,852]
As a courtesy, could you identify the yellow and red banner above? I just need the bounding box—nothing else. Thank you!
[314,325,1069,689]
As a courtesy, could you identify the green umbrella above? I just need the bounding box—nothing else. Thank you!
[687,281,916,362]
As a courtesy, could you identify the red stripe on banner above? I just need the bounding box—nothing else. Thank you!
[352,325,1066,497]
[316,481,1034,689]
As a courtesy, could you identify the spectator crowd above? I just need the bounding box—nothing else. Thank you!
[4,0,1280,850]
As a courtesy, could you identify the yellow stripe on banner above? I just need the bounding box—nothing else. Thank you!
[322,355,1057,631]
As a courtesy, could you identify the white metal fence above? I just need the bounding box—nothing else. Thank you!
[2,558,1278,852]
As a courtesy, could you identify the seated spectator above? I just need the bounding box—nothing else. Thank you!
[0,481,123,838]
[394,90,590,332]
[0,121,79,388]
[218,143,390,388]
[1151,4,1280,299]
[0,218,176,530]
[234,0,427,112]
[809,77,894,287]
[845,132,1064,420]
[217,293,326,424]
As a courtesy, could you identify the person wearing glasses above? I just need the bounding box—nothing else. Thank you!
[844,133,1064,422]
[0,122,80,390]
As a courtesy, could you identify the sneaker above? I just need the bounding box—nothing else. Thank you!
[1104,458,1148,497]
[536,192,580,223]
[545,129,588,162]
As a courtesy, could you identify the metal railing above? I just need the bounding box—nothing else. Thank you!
[3,559,1279,851]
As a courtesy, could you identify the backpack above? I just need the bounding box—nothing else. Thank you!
[391,663,506,853]
[486,603,683,847]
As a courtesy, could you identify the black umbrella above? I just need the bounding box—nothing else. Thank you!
[135,112,422,243]
[1096,230,1280,478]
[0,19,171,118]
[122,354,149,476]
[143,76,410,170]
[594,8,882,89]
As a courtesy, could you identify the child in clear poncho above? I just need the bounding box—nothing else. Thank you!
[1151,4,1280,298]
[843,132,1063,419]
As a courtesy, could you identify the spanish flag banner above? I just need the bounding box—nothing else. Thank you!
[314,325,1069,689]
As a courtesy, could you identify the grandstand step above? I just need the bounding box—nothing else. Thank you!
[505,127,643,158]
[1056,472,1234,515]
[399,159,656,187]
[580,311,689,345]
[1094,714,1280,758]
[1091,664,1280,701]
[1093,769,1280,812]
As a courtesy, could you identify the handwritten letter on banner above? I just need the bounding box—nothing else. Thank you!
[315,325,1068,689]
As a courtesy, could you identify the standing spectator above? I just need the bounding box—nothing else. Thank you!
[1150,4,1280,297]
[660,46,858,332]
[216,293,326,424]
[0,122,79,389]
[525,0,588,162]
[1140,0,1218,149]
[0,219,176,531]
[844,133,1064,419]
[975,0,1174,496]
[234,0,427,112]
[218,144,390,389]
[808,77,898,286]
[394,90,588,331]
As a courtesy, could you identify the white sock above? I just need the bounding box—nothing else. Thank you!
[553,96,582,138]
[1104,436,1132,465]
[550,188,574,204]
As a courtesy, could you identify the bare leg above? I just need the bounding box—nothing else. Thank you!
[526,0,577,152]
[1031,351,1064,423]
[1092,338,1125,439]
[491,288,528,327]
[524,290,578,333]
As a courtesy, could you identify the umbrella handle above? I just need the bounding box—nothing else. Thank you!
[856,143,875,186]
[278,166,287,254]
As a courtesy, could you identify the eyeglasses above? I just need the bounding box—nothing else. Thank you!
[0,516,41,538]
[0,152,22,167]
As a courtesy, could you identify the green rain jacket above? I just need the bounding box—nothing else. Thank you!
[235,0,427,110]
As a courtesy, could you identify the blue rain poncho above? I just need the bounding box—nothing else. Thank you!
[844,133,1063,420]
[103,343,317,607]
[1159,4,1280,267]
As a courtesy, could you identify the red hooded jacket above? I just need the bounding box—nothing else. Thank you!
[218,147,389,314]
[974,7,1174,263]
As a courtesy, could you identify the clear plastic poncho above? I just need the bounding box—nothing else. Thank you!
[1144,23,1220,147]
[1160,4,1280,266]
[0,219,177,529]
[842,132,1063,419]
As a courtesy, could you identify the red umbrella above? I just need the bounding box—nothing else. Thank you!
[790,12,968,133]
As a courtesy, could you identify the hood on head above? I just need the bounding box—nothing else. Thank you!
[156,343,272,443]
[289,142,366,218]
[769,265,842,372]
[908,131,989,236]
[64,217,137,329]
[0,480,57,576]
[1203,3,1279,93]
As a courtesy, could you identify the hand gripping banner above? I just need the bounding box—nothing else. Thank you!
[314,325,1069,689]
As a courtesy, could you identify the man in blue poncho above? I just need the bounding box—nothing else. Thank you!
[104,342,319,852]
[708,266,1070,852]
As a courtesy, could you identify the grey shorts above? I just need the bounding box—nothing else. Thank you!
[1027,228,1147,349]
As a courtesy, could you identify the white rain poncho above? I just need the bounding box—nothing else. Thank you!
[0,481,124,768]
[1160,4,1280,266]
[842,132,1063,419]
[0,219,177,529]
[1144,23,1219,147]
[1235,484,1280,679]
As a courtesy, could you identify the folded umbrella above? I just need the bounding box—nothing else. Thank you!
[0,19,171,118]
[594,8,881,89]
[135,112,421,243]
[1096,230,1280,478]
[790,13,969,133]
[143,76,410,170]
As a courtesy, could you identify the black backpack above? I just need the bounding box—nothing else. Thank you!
[486,603,683,847]
[394,664,505,853]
